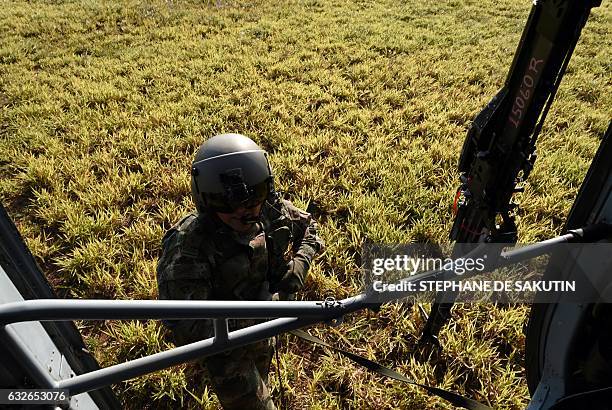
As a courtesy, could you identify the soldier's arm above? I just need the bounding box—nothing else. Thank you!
[278,200,325,293]
[156,229,214,346]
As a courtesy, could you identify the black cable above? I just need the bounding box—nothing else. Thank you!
[291,329,493,410]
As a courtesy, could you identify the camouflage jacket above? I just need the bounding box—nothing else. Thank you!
[156,198,324,345]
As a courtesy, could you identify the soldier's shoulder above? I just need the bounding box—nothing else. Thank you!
[161,213,193,244]
[175,212,203,232]
[170,212,216,237]
[161,213,215,256]
[262,198,297,221]
[278,199,312,222]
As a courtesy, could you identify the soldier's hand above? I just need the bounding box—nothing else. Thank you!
[256,281,275,301]
[277,291,295,301]
[277,259,307,294]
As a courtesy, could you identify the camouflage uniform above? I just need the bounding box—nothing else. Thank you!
[156,197,324,410]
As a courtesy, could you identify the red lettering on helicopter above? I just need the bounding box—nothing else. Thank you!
[508,57,543,129]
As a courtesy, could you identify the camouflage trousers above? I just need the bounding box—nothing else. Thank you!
[202,338,276,410]
[164,319,277,410]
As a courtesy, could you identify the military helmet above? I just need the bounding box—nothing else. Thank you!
[191,133,274,213]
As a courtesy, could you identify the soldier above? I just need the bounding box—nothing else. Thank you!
[156,133,324,410]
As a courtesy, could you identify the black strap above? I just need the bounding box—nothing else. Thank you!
[290,329,492,410]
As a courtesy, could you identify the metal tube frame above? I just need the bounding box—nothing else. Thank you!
[0,228,603,397]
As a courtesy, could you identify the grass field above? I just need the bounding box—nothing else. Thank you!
[0,0,610,408]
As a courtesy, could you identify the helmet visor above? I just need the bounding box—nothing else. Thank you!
[203,180,269,213]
